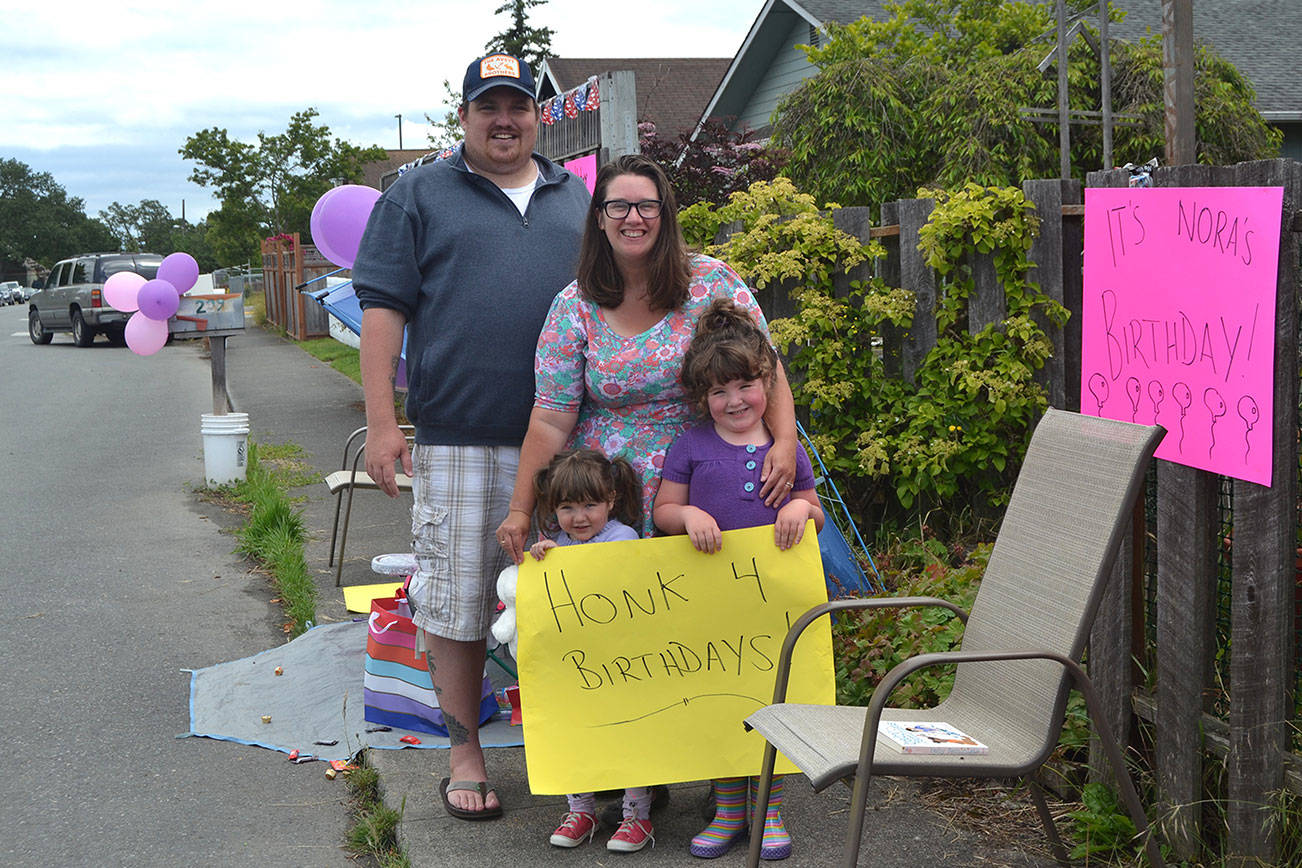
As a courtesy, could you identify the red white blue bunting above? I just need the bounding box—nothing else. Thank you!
[539,76,600,125]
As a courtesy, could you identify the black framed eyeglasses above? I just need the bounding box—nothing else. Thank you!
[600,199,663,219]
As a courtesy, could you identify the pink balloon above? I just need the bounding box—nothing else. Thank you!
[158,252,199,293]
[125,312,169,356]
[103,271,145,312]
[311,184,380,268]
[137,279,180,321]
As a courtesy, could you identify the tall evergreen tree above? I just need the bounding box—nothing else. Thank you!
[483,0,555,73]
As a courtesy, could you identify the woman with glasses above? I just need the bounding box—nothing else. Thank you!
[496,152,799,853]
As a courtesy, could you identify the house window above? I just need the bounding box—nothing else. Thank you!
[808,24,821,47]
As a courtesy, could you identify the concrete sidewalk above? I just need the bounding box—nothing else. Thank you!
[227,323,1058,867]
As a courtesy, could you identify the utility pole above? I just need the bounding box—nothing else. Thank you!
[1100,0,1113,170]
[1162,0,1195,165]
[395,114,403,150]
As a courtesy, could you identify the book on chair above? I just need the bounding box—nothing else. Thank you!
[877,720,989,755]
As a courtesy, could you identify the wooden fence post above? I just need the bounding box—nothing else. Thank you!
[1146,163,1220,862]
[878,201,903,378]
[1021,178,1079,410]
[1083,168,1140,791]
[896,199,936,385]
[1225,158,1300,865]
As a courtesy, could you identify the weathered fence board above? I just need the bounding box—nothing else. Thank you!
[896,198,937,385]
[1225,158,1300,864]
[1021,178,1077,409]
[1147,163,1221,862]
[1082,167,1141,792]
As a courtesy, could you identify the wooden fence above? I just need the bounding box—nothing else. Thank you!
[747,159,1299,863]
[259,233,336,341]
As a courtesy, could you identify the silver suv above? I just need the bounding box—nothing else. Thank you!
[28,253,163,346]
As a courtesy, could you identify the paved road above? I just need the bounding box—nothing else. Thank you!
[0,310,353,867]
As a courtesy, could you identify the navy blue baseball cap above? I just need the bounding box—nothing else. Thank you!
[463,53,536,102]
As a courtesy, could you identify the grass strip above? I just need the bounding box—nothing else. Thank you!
[215,440,318,636]
[345,758,410,868]
[295,336,362,384]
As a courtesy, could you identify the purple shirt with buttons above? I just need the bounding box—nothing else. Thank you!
[660,424,816,531]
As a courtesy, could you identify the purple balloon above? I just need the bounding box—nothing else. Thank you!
[137,278,180,321]
[103,271,145,312]
[311,184,380,268]
[310,186,343,246]
[158,252,200,293]
[125,311,169,356]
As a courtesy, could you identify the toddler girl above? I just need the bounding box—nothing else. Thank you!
[530,448,656,854]
[653,299,825,860]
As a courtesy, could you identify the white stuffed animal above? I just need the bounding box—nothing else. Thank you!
[490,563,519,659]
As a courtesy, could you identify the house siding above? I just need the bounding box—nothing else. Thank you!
[736,18,820,132]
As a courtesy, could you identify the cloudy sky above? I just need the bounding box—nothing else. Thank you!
[2,0,756,222]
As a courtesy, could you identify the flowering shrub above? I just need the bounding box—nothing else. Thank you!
[638,118,786,208]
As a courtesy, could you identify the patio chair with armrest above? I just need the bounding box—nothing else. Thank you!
[744,408,1167,867]
[326,425,415,586]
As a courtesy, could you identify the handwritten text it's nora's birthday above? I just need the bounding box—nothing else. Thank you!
[1098,195,1260,385]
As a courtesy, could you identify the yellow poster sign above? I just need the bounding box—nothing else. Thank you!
[517,523,834,794]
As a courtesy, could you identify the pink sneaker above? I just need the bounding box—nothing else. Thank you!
[606,816,655,852]
[550,811,598,848]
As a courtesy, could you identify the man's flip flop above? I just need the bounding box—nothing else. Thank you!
[439,776,504,821]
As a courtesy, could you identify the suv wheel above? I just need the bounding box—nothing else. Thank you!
[29,309,53,344]
[70,309,95,347]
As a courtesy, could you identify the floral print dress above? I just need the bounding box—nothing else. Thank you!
[534,255,770,537]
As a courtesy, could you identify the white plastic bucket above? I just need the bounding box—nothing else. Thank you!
[201,412,250,486]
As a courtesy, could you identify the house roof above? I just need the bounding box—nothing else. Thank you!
[536,57,731,137]
[694,0,892,133]
[1107,0,1301,116]
[359,150,435,190]
[697,0,1300,136]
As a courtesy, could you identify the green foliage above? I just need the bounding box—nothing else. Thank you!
[225,441,316,636]
[0,157,117,266]
[295,336,362,385]
[695,177,1058,524]
[346,758,411,867]
[871,183,1065,513]
[772,0,1280,209]
[832,541,989,708]
[1067,782,1139,860]
[97,199,219,271]
[425,79,465,150]
[180,108,387,265]
[484,0,555,74]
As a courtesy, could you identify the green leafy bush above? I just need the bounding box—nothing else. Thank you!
[692,178,1062,528]
[832,541,989,708]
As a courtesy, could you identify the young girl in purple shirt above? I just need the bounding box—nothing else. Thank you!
[653,299,825,860]
[528,449,657,853]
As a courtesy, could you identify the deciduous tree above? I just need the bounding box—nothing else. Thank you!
[0,158,116,266]
[180,108,386,264]
[773,0,1280,208]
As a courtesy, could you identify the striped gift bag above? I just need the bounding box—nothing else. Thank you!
[364,590,498,736]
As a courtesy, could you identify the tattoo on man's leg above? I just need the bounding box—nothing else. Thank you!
[444,713,470,746]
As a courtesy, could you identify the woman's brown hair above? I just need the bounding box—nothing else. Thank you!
[575,154,692,311]
[532,448,643,535]
[679,299,777,413]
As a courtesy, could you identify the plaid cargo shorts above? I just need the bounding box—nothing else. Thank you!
[407,443,518,642]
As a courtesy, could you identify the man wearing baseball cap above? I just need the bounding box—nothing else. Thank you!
[353,53,589,820]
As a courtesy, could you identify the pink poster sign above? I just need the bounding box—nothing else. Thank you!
[1082,186,1282,485]
[564,154,598,194]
